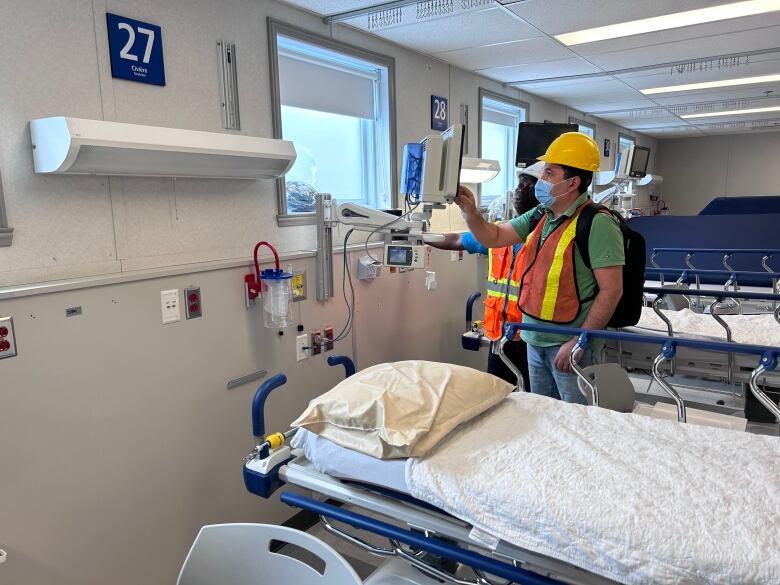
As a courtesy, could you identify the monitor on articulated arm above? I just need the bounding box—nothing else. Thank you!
[615,145,651,180]
[401,124,464,206]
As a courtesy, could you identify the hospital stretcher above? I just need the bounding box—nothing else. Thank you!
[243,327,780,585]
[608,287,780,403]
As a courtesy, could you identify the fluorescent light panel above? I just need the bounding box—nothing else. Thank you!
[460,157,501,184]
[681,105,780,118]
[642,73,780,95]
[555,0,780,45]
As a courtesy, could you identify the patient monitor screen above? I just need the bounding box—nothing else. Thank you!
[629,146,650,178]
[386,245,413,266]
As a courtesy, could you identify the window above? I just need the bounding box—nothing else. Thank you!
[269,21,395,223]
[569,116,596,140]
[618,132,636,155]
[479,90,528,206]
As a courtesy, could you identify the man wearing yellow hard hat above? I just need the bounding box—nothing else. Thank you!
[454,132,624,404]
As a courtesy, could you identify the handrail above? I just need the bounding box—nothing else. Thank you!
[280,492,565,585]
[250,373,288,459]
[646,268,778,284]
[327,355,356,378]
[643,286,780,303]
[652,247,780,256]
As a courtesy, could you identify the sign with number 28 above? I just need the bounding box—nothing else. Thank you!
[431,95,448,131]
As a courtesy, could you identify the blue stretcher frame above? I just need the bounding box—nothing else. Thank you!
[244,325,780,584]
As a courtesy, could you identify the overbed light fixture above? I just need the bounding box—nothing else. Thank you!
[459,157,500,184]
[555,0,780,46]
[681,105,780,119]
[641,73,780,95]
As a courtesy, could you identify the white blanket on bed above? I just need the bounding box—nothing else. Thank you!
[406,393,780,585]
[636,306,780,346]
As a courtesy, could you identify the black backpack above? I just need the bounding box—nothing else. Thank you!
[528,202,645,328]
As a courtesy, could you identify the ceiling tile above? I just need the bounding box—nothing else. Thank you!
[480,58,601,83]
[355,7,540,53]
[566,13,780,57]
[506,0,739,36]
[278,0,381,16]
[433,37,571,71]
[581,26,780,71]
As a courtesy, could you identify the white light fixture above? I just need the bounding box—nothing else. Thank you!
[555,0,780,46]
[681,105,780,119]
[642,73,780,95]
[459,157,500,183]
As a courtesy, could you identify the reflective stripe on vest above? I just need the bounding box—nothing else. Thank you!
[540,215,579,321]
[484,245,525,340]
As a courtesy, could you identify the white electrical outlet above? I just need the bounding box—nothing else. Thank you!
[450,250,459,262]
[296,334,308,362]
[161,289,181,324]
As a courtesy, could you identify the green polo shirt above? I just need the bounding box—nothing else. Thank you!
[509,193,625,347]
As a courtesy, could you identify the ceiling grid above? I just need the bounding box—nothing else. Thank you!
[281,0,780,137]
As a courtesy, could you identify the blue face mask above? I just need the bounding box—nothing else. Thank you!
[534,177,570,207]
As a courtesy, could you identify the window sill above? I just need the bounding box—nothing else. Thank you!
[277,213,316,227]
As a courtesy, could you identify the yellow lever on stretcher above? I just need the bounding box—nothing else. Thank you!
[265,432,286,449]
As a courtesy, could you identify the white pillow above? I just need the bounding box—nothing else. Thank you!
[292,360,512,459]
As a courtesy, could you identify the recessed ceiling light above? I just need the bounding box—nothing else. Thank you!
[555,0,780,46]
[641,73,780,95]
[681,105,780,119]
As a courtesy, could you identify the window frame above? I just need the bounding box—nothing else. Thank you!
[618,132,636,152]
[477,88,529,207]
[268,19,397,226]
[569,116,596,140]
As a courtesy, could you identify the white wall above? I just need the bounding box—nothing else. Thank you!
[658,131,780,215]
[0,1,658,584]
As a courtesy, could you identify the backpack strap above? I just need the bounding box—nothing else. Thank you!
[527,206,545,233]
[574,201,623,269]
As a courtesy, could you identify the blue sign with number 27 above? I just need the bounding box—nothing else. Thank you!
[431,95,448,131]
[106,13,165,86]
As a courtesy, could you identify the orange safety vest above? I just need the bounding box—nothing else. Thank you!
[483,244,526,341]
[518,202,590,324]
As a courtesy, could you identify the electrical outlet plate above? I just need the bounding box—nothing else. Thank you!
[184,286,202,319]
[311,329,322,355]
[0,316,18,359]
[295,334,308,361]
[161,289,180,324]
[324,326,334,352]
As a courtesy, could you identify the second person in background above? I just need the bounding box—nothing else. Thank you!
[425,162,545,389]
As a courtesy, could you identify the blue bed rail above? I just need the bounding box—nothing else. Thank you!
[643,286,780,303]
[504,322,779,365]
[652,247,780,257]
[645,267,778,287]
[280,492,565,585]
[244,356,356,499]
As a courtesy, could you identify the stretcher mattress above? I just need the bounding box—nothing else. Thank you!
[293,396,780,585]
[290,429,410,494]
[406,393,780,585]
[633,306,780,346]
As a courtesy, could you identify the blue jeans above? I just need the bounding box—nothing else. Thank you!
[526,343,595,405]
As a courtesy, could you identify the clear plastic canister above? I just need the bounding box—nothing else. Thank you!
[260,268,293,328]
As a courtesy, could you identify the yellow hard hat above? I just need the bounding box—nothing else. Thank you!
[538,132,600,172]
